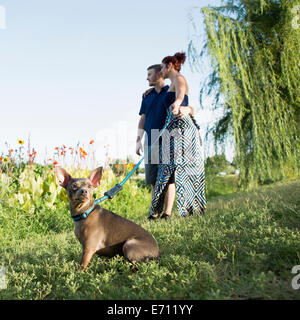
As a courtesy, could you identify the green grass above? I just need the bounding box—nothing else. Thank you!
[1,177,300,299]
[205,173,239,198]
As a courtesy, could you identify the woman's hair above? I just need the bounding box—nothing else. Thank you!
[162,52,186,72]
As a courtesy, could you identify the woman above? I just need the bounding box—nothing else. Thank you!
[149,52,206,219]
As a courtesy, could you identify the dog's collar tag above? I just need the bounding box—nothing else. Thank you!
[72,203,95,221]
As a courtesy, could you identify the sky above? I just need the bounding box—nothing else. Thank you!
[0,0,230,167]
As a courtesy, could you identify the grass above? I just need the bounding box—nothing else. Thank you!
[0,176,300,300]
[205,173,239,198]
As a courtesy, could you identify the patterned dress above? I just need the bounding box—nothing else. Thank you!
[149,92,206,217]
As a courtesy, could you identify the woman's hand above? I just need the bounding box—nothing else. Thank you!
[170,102,180,115]
[175,106,191,119]
[143,88,153,98]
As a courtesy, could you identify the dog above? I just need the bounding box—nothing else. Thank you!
[54,166,160,271]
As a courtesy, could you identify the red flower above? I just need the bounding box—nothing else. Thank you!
[79,147,87,156]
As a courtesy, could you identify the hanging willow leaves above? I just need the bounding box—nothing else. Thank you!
[189,0,300,187]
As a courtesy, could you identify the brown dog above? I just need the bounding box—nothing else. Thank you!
[55,166,160,271]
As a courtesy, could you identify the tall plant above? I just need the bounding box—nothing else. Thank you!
[189,0,300,186]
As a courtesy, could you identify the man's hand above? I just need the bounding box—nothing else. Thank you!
[136,140,143,156]
[136,115,145,155]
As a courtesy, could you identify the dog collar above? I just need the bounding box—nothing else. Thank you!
[72,203,95,222]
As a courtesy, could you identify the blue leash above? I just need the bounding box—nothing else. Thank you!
[99,111,173,202]
[72,112,174,221]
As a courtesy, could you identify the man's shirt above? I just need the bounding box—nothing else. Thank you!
[139,85,169,147]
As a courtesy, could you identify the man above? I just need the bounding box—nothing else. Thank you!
[136,64,193,219]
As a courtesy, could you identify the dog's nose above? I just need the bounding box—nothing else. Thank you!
[81,189,88,195]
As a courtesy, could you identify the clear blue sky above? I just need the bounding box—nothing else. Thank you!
[0,0,228,166]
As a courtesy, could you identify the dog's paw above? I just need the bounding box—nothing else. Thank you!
[76,263,86,272]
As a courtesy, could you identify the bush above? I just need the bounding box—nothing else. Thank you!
[205,154,233,175]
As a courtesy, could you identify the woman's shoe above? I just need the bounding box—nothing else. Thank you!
[148,215,158,221]
[160,213,171,219]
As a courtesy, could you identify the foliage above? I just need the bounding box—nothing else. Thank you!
[205,153,233,174]
[0,144,299,299]
[0,164,152,237]
[109,156,139,177]
[189,0,300,187]
[204,154,238,198]
[0,166,299,299]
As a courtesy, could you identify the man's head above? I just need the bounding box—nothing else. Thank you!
[147,64,163,86]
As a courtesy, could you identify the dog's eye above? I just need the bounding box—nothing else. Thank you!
[88,184,93,188]
[71,184,78,190]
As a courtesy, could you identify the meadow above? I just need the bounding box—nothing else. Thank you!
[0,142,299,300]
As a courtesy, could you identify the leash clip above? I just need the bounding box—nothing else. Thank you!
[104,183,123,199]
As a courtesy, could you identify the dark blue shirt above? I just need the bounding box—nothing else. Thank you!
[139,85,169,146]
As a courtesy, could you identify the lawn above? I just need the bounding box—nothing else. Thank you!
[0,173,299,299]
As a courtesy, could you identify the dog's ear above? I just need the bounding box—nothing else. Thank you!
[88,167,103,188]
[54,166,72,189]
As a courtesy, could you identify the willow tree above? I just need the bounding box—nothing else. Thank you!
[189,0,300,187]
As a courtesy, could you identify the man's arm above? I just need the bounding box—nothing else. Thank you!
[136,114,145,156]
